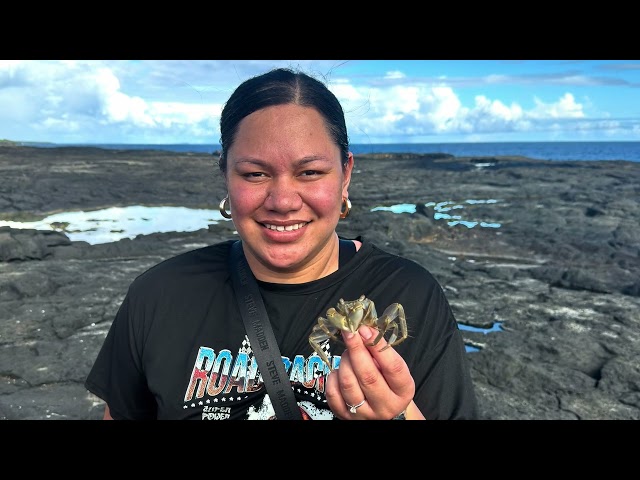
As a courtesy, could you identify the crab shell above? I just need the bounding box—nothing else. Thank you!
[309,294,407,370]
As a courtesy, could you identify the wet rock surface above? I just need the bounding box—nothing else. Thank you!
[1,145,638,420]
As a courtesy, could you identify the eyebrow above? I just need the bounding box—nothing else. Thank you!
[234,155,331,168]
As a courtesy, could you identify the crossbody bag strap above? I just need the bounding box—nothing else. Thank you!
[228,240,303,420]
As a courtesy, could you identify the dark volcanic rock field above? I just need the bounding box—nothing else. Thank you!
[1,145,639,420]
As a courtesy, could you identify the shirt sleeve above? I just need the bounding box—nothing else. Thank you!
[414,322,478,419]
[84,291,157,420]
[397,270,479,420]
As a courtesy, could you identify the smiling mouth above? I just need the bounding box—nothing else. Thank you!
[263,222,307,232]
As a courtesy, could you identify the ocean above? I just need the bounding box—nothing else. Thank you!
[21,141,640,163]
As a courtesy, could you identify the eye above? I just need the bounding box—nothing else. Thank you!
[243,172,267,178]
[300,170,320,177]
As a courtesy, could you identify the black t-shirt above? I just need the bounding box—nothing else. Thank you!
[85,236,478,420]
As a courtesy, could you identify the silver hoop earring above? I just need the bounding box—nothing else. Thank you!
[340,196,352,219]
[219,196,232,219]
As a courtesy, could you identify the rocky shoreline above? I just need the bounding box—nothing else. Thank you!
[1,145,638,420]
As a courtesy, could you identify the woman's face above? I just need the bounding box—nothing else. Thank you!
[225,103,353,281]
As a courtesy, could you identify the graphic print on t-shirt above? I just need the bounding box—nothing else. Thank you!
[183,335,340,420]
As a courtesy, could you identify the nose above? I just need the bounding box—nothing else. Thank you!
[263,181,303,212]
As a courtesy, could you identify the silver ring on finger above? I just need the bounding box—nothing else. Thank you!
[345,399,366,414]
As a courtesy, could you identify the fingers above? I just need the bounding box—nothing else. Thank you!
[324,350,364,419]
[355,326,415,398]
[325,326,415,419]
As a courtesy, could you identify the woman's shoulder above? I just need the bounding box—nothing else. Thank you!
[129,239,235,291]
[355,237,444,289]
[361,236,431,268]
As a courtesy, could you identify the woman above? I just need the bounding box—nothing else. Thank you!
[84,67,478,420]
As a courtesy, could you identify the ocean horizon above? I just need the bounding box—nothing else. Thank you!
[17,140,640,163]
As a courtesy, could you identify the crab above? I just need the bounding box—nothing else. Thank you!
[309,294,407,370]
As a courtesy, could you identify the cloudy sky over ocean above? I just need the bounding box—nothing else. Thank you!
[1,60,639,145]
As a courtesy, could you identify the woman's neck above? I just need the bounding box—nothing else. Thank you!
[245,234,341,284]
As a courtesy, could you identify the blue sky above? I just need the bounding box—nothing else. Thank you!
[1,59,639,145]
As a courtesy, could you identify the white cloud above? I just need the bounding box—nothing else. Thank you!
[1,60,638,144]
[530,93,584,119]
[473,95,523,121]
[0,60,226,143]
[384,70,406,79]
[340,79,596,141]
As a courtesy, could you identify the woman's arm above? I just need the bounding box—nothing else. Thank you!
[103,404,114,420]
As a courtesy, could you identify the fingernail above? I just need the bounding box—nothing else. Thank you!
[359,326,373,340]
[343,331,355,340]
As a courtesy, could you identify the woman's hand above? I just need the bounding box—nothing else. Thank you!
[325,325,423,420]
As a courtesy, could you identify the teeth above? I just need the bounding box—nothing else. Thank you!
[264,222,306,231]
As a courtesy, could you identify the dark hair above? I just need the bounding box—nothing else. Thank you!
[218,67,350,174]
